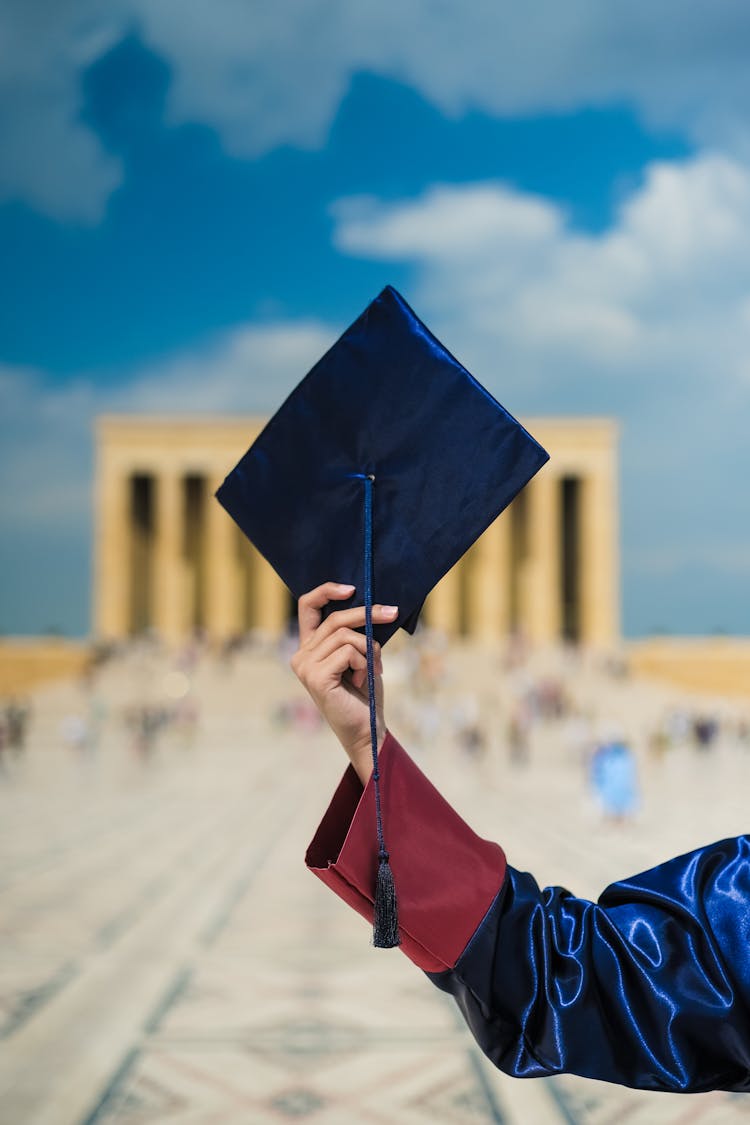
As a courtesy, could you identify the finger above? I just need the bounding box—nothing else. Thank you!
[306,603,398,646]
[291,636,381,687]
[311,627,379,664]
[298,582,355,645]
[313,645,367,691]
[349,649,384,693]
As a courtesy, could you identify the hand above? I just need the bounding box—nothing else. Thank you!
[291,582,398,784]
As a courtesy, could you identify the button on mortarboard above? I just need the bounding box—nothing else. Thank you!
[216,284,549,948]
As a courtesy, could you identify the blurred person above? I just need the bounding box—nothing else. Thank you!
[451,692,485,760]
[562,708,593,773]
[648,718,671,761]
[589,730,640,824]
[126,704,164,762]
[278,623,300,668]
[535,676,567,720]
[174,693,199,750]
[506,702,530,766]
[294,583,750,1095]
[416,641,445,696]
[61,711,89,756]
[292,696,323,735]
[693,713,720,751]
[412,695,441,755]
[503,629,528,671]
[86,693,106,757]
[6,697,31,757]
[177,637,203,675]
[0,708,8,776]
[666,706,691,747]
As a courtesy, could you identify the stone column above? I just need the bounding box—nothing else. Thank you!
[153,470,185,643]
[424,564,461,636]
[580,457,619,647]
[93,460,130,639]
[204,479,240,640]
[524,470,561,644]
[466,515,511,641]
[253,557,289,636]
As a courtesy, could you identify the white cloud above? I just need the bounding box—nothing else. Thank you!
[9,151,738,516]
[332,153,750,390]
[3,147,750,634]
[137,0,353,156]
[333,185,561,261]
[0,3,123,221]
[138,3,750,158]
[329,154,750,631]
[6,1,750,220]
[0,320,335,532]
[110,320,335,415]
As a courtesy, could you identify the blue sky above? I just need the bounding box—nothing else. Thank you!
[1,3,750,638]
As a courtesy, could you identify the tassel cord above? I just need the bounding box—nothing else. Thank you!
[363,474,385,856]
[363,473,400,948]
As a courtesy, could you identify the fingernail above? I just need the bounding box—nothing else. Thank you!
[381,605,398,617]
[336,583,355,592]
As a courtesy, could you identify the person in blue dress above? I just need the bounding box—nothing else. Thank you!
[590,730,640,822]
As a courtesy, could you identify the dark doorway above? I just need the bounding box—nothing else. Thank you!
[560,477,581,642]
[129,473,155,634]
[183,474,206,630]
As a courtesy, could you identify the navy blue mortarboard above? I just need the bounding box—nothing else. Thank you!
[216,285,549,946]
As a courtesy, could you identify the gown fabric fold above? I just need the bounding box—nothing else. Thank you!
[431,839,750,1092]
[306,733,750,1093]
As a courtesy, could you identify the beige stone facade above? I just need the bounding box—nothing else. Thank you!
[0,639,91,695]
[628,638,750,698]
[93,415,620,646]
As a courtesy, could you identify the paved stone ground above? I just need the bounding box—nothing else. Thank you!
[1,641,749,1124]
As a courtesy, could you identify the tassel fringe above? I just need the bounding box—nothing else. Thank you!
[373,854,400,948]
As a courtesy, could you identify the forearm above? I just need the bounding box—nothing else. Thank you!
[340,725,386,786]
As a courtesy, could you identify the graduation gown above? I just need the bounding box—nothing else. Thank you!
[306,733,750,1094]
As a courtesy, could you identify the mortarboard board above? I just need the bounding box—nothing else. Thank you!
[216,285,549,946]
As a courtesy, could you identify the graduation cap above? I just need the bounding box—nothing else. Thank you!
[216,285,549,947]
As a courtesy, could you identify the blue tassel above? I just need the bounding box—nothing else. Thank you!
[373,850,400,947]
[364,474,400,948]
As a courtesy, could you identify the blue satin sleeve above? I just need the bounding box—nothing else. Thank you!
[428,835,750,1092]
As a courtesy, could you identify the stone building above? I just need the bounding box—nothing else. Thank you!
[94,416,619,647]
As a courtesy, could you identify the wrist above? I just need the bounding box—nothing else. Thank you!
[345,727,387,786]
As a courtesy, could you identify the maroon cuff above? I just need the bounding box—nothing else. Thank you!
[305,732,506,973]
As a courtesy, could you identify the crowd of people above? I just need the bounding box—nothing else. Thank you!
[2,629,748,819]
[648,705,750,756]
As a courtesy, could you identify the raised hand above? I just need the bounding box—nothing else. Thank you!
[291,582,397,784]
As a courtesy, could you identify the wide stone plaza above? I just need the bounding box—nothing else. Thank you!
[1,637,749,1124]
